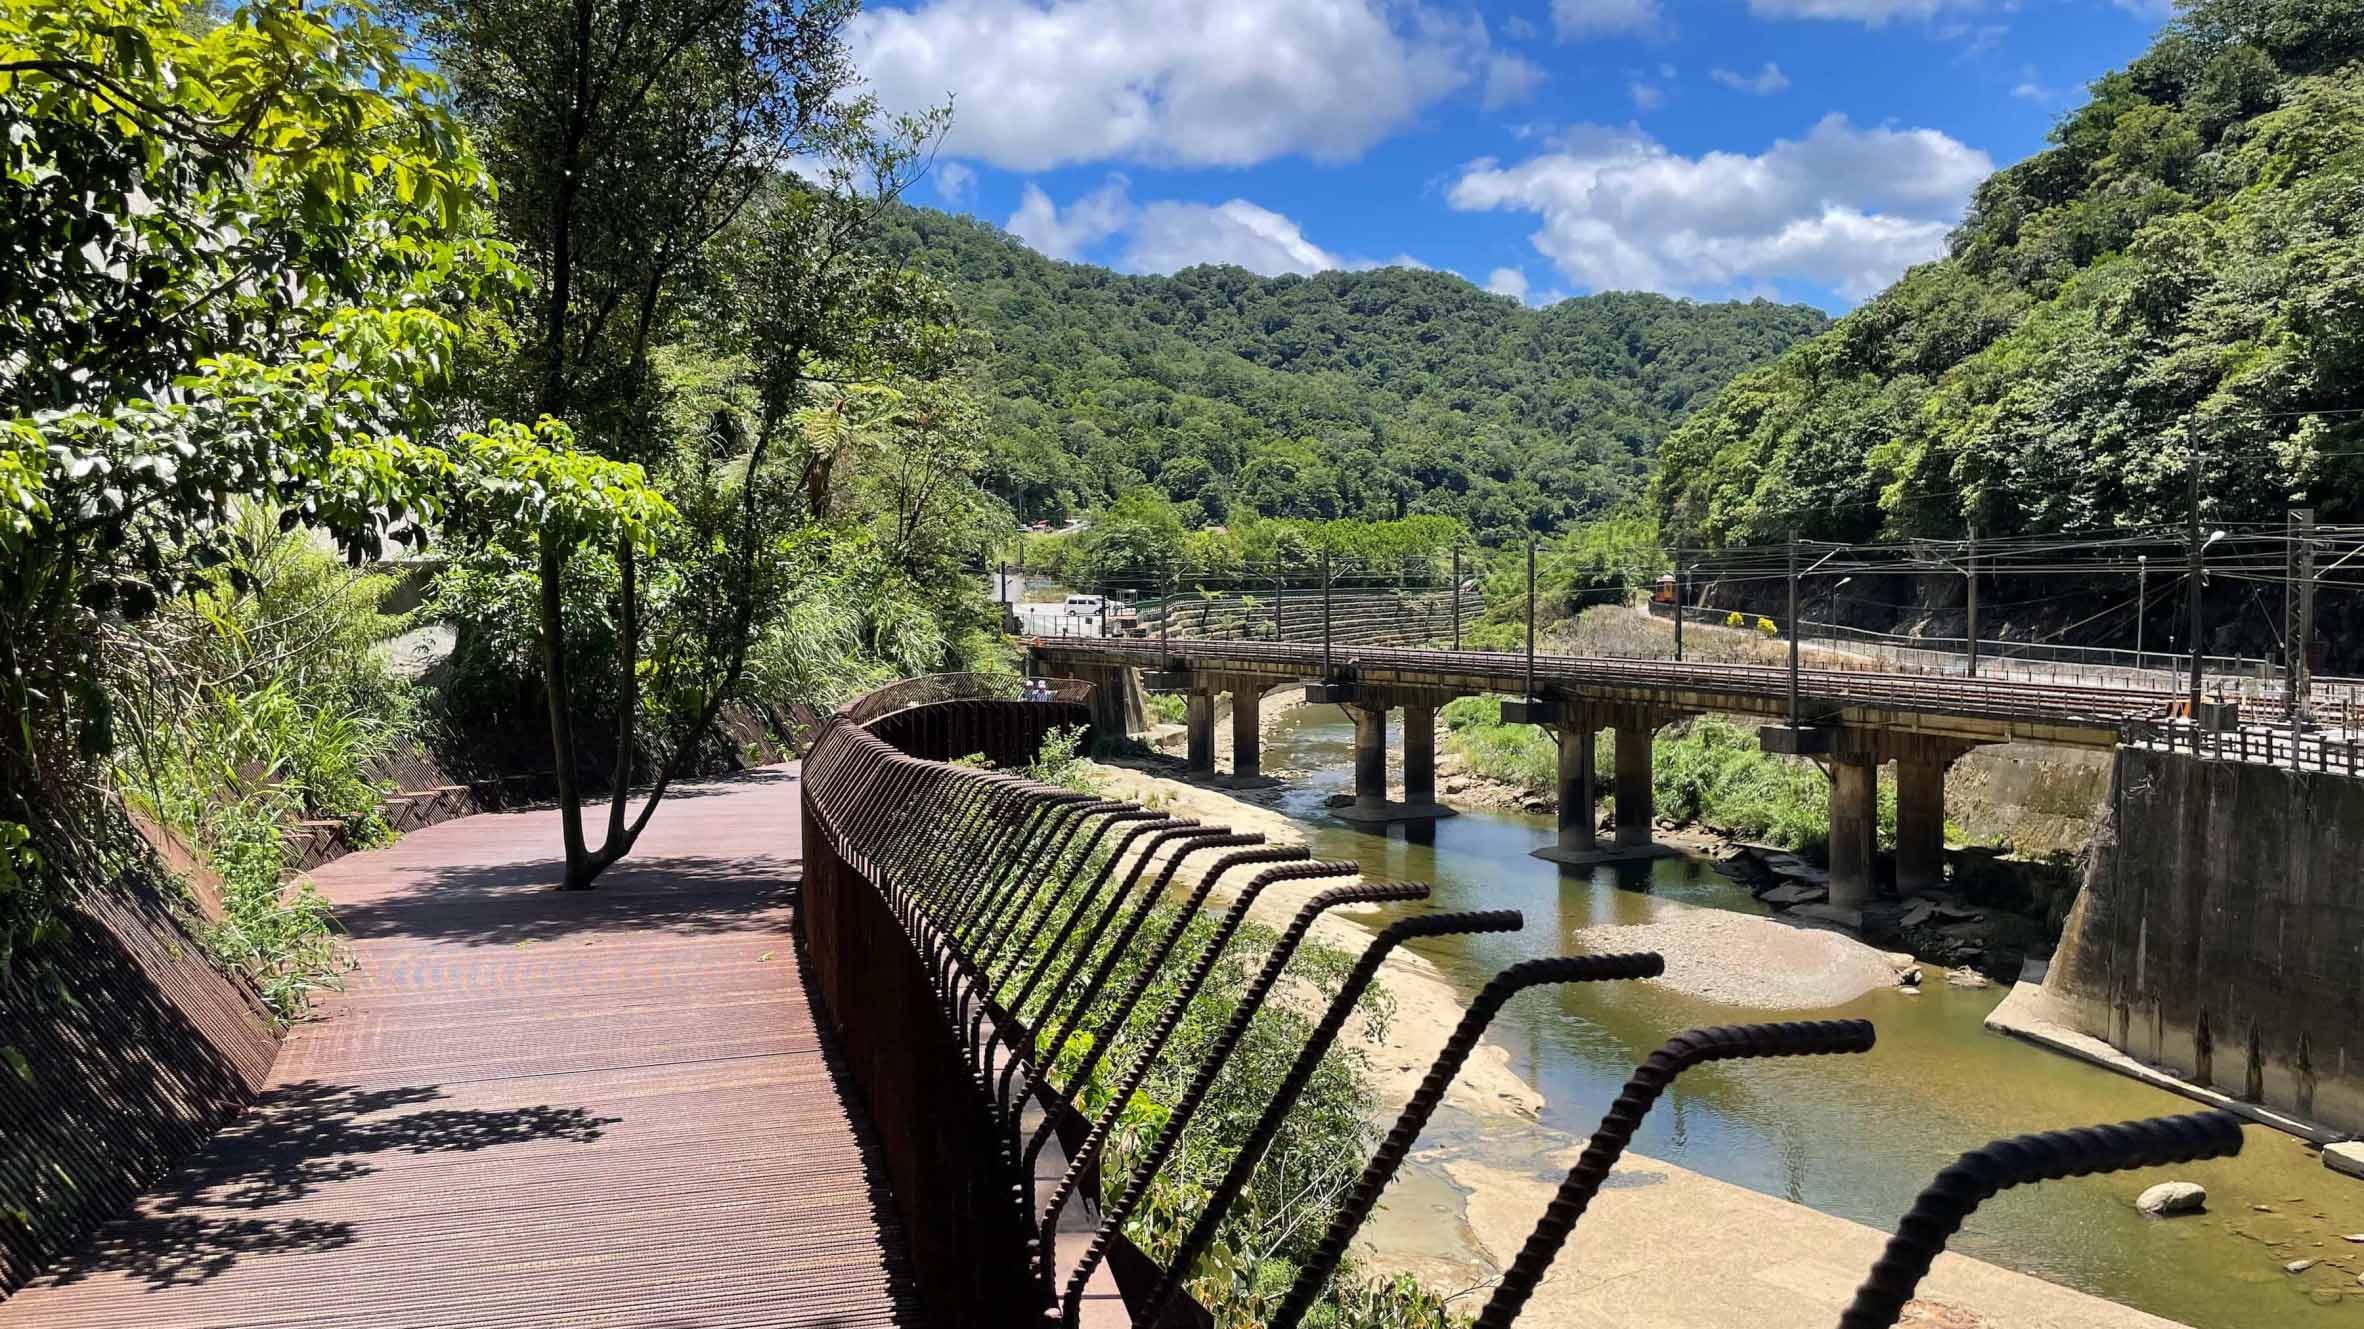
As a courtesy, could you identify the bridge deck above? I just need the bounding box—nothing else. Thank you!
[1036,636,2178,746]
[1,765,919,1329]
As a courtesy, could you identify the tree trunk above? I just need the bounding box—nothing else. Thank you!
[540,533,593,887]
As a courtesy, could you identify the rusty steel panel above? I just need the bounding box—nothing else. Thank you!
[0,874,278,1298]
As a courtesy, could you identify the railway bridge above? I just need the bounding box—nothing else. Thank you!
[1029,636,2180,909]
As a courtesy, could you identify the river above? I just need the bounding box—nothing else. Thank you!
[1249,705,2363,1327]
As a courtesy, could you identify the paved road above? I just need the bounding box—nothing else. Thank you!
[2,765,918,1329]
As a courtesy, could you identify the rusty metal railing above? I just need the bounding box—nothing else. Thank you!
[798,693,2252,1329]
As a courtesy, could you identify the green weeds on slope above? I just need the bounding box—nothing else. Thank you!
[993,736,1460,1329]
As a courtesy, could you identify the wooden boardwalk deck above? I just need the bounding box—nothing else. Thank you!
[2,765,920,1329]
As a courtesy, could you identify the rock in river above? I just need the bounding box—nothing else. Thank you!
[2134,1181,2207,1216]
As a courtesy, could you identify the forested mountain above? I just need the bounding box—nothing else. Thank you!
[1657,0,2364,550]
[877,208,1827,545]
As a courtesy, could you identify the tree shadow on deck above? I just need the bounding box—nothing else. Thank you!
[329,853,799,947]
[46,1080,616,1290]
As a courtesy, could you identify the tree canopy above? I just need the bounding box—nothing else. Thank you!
[876,207,1828,546]
[1655,0,2364,550]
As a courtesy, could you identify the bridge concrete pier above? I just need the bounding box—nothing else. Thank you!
[1827,732,1985,908]
[1230,684,1263,780]
[1404,701,1438,805]
[1614,721,1656,848]
[1894,756,1947,896]
[1533,703,1691,868]
[1828,751,1880,910]
[1553,722,1596,855]
[1334,695,1459,832]
[1184,689,1217,778]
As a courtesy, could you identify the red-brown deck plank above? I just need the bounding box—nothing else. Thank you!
[3,764,919,1329]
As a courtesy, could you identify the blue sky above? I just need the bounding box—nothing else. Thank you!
[847,0,2176,311]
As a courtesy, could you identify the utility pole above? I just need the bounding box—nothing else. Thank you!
[2187,460,2205,723]
[2136,554,2148,670]
[1787,534,1801,730]
[1451,544,1462,652]
[1525,533,1538,702]
[1673,538,1685,663]
[1321,551,1333,678]
[2296,506,2317,725]
[1965,524,1980,678]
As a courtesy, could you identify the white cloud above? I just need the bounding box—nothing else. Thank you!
[1484,52,1548,109]
[1447,114,1992,303]
[1629,79,1666,111]
[1745,0,1978,21]
[1711,61,1791,94]
[850,0,1489,171]
[1504,14,1540,40]
[1124,199,1343,276]
[1553,0,1660,37]
[1005,179,1135,260]
[1002,180,1421,277]
[933,160,977,204]
[1486,266,1531,301]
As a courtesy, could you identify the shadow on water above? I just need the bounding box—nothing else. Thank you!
[1257,704,2364,1329]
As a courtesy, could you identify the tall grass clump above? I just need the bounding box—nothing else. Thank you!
[111,514,414,1017]
[1439,696,1556,794]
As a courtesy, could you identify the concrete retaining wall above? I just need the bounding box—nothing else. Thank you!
[1948,743,2112,859]
[2047,747,2364,1133]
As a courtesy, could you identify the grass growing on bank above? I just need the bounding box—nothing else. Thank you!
[1147,691,1190,726]
[1440,700,1896,857]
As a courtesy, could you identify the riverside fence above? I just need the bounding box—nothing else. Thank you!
[795,683,2251,1329]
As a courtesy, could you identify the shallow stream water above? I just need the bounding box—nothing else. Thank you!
[1256,705,2364,1328]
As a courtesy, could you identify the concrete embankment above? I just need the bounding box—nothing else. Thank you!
[2045,746,2364,1136]
[1088,761,2186,1329]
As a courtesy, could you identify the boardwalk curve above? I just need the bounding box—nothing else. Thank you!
[2,764,917,1329]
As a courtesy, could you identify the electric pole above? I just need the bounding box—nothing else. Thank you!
[1965,524,1980,679]
[1788,534,1801,730]
[1525,532,1538,702]
[2187,460,2204,723]
[2296,506,2317,725]
[1451,544,1462,652]
[2136,554,2147,670]
[1673,538,1685,663]
[1321,551,1333,678]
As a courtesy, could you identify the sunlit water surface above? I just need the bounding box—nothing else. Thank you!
[1248,705,2363,1327]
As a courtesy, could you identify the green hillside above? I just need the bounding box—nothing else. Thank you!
[877,208,1827,545]
[1657,0,2364,549]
